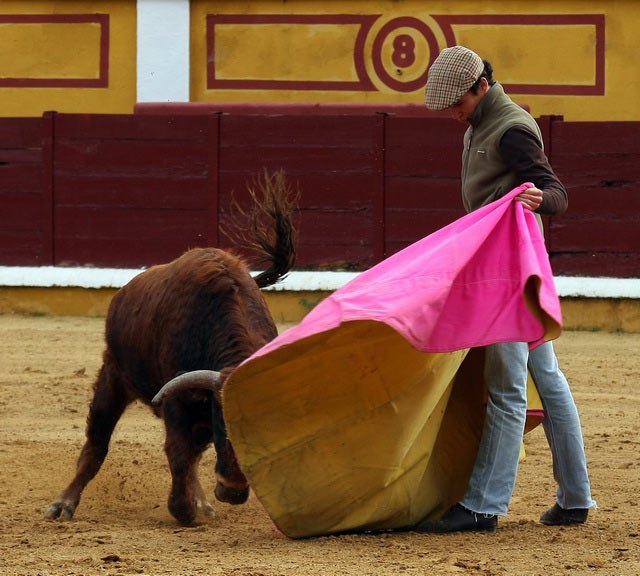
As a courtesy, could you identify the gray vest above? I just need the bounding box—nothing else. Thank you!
[461,82,543,214]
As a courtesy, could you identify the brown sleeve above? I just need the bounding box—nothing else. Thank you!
[499,127,568,215]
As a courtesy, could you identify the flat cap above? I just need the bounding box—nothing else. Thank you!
[425,46,484,111]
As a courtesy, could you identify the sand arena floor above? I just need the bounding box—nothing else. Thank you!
[1,314,639,576]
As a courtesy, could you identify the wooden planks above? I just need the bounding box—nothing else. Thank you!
[549,121,640,277]
[0,117,47,264]
[0,111,637,277]
[384,117,467,256]
[217,114,383,268]
[52,114,211,267]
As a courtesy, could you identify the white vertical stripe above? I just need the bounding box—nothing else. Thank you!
[137,0,190,102]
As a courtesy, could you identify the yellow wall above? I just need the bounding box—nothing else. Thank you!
[0,1,136,117]
[1,287,639,333]
[1,1,638,120]
[191,0,640,121]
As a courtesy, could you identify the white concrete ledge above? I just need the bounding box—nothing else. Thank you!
[1,267,639,298]
[553,276,640,299]
[265,271,360,291]
[0,266,145,289]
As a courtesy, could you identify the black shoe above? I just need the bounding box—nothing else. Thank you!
[414,503,497,534]
[540,503,589,526]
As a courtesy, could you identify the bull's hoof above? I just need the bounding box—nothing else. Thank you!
[168,494,198,526]
[215,483,249,505]
[196,498,216,518]
[44,501,75,521]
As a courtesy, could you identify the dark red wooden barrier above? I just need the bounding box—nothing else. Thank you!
[0,116,48,265]
[216,113,385,269]
[546,120,640,277]
[51,113,214,267]
[0,110,638,277]
[384,116,467,257]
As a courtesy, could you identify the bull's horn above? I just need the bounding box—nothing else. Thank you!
[152,370,223,406]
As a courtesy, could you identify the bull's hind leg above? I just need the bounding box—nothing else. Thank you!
[163,398,214,525]
[194,460,216,518]
[45,362,132,520]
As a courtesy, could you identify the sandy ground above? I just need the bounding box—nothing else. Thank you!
[0,314,639,576]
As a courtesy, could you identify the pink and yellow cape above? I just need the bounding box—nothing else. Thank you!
[223,183,561,538]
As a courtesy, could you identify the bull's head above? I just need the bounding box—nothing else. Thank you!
[152,370,250,506]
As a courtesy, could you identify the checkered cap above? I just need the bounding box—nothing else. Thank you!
[425,46,484,111]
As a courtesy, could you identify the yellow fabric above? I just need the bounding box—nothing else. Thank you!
[224,320,544,538]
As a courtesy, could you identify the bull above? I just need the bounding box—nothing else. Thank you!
[45,170,296,525]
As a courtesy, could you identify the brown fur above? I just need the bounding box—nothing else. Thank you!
[45,171,296,525]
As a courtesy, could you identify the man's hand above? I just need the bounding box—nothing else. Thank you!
[516,186,543,211]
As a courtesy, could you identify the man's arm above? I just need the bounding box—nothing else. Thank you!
[500,127,568,214]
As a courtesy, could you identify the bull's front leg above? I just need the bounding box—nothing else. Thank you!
[164,430,203,525]
[211,422,250,505]
[162,396,219,525]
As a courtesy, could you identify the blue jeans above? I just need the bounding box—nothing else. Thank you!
[461,341,595,516]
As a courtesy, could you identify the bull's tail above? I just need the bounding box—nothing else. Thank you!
[241,169,298,289]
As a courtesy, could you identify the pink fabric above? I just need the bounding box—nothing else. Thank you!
[250,182,562,361]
